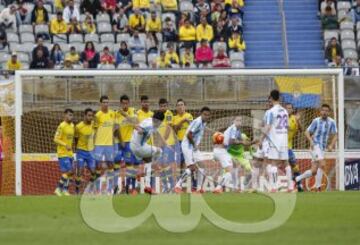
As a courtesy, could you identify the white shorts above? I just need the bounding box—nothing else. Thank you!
[267,144,288,161]
[130,142,161,161]
[253,140,270,159]
[213,147,233,169]
[181,143,201,167]
[310,144,324,161]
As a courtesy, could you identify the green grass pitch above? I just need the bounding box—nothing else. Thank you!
[0,192,360,245]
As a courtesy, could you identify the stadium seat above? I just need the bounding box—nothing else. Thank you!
[132,53,146,63]
[340,30,355,41]
[324,30,339,43]
[231,61,245,68]
[80,14,87,22]
[52,34,68,43]
[98,42,115,52]
[43,42,53,51]
[96,14,110,24]
[342,40,356,50]
[34,24,50,35]
[44,4,53,13]
[69,34,83,43]
[19,24,33,34]
[21,62,29,69]
[340,21,354,31]
[97,23,112,34]
[230,52,245,62]
[337,10,349,20]
[337,1,351,11]
[9,42,33,54]
[21,33,35,43]
[98,64,115,69]
[0,53,10,63]
[117,63,132,69]
[116,33,130,43]
[73,64,83,69]
[147,53,158,64]
[343,49,358,60]
[59,43,70,53]
[84,34,99,43]
[101,33,115,43]
[180,1,194,12]
[17,52,30,63]
[7,33,19,43]
[138,62,148,68]
[70,42,85,52]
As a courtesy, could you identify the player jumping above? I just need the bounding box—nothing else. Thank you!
[54,109,75,196]
[174,107,211,194]
[295,104,337,192]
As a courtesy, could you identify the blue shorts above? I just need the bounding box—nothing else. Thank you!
[94,145,114,163]
[288,149,296,165]
[114,143,123,163]
[120,142,141,165]
[76,149,96,171]
[58,157,73,173]
[159,145,176,165]
[175,142,184,165]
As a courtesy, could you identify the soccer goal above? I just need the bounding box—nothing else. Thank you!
[0,69,345,195]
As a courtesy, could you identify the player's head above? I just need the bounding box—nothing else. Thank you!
[269,89,280,103]
[234,116,242,128]
[84,108,93,123]
[120,94,130,110]
[140,95,149,111]
[64,108,74,122]
[158,98,168,112]
[176,98,186,114]
[266,96,273,109]
[152,111,165,128]
[100,95,109,111]
[320,104,331,119]
[286,103,294,115]
[200,106,211,122]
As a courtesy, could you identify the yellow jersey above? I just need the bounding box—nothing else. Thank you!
[172,112,193,141]
[288,114,298,149]
[50,18,67,34]
[54,121,75,158]
[165,51,179,65]
[94,110,116,146]
[146,17,161,32]
[116,107,137,143]
[6,60,22,70]
[225,0,244,7]
[158,110,176,145]
[179,25,196,41]
[196,24,214,42]
[129,14,145,29]
[75,121,95,151]
[137,109,153,123]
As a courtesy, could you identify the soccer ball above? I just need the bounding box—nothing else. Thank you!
[212,132,224,144]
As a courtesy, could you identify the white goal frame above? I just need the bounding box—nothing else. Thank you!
[14,69,345,195]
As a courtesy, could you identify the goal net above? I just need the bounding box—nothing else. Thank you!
[0,69,345,195]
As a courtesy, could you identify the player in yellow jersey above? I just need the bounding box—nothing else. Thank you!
[172,99,194,189]
[74,108,95,194]
[286,103,303,192]
[94,95,116,194]
[157,98,176,192]
[54,109,75,196]
[114,94,139,195]
[137,95,154,123]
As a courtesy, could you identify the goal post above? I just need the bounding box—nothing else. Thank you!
[9,68,345,195]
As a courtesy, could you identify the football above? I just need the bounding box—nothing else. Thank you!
[212,132,224,144]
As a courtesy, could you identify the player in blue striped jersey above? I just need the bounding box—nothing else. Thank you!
[174,107,211,193]
[295,104,338,192]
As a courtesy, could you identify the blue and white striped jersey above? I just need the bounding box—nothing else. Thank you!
[182,116,206,147]
[223,124,242,147]
[307,117,337,150]
[130,118,155,146]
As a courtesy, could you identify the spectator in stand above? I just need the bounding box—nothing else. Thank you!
[179,12,190,27]
[30,49,50,69]
[159,0,178,13]
[162,16,177,42]
[50,43,64,66]
[132,0,150,13]
[325,37,343,63]
[196,16,214,43]
[214,19,227,42]
[80,0,102,20]
[128,8,145,33]
[50,11,67,34]
[211,3,223,24]
[118,0,133,16]
[181,46,194,67]
[65,46,80,64]
[320,0,336,16]
[179,19,196,49]
[227,16,242,37]
[55,0,66,12]
[228,31,246,52]
[6,52,22,71]
[102,0,118,21]
[0,26,8,51]
[67,16,82,34]
[100,46,115,64]
[219,10,229,24]
[328,55,342,67]
[343,58,360,76]
[82,15,96,33]
[351,0,360,23]
[115,41,132,65]
[32,37,50,60]
[194,0,211,23]
[31,0,49,26]
[165,42,180,66]
[62,57,73,69]
[63,0,80,23]
[224,0,244,9]
[146,11,161,33]
[81,41,100,68]
[129,30,145,53]
[226,0,244,21]
[112,8,128,33]
[213,47,230,68]
[195,39,213,65]
[146,32,159,53]
[0,5,17,31]
[157,50,168,68]
[16,1,31,26]
[321,6,338,30]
